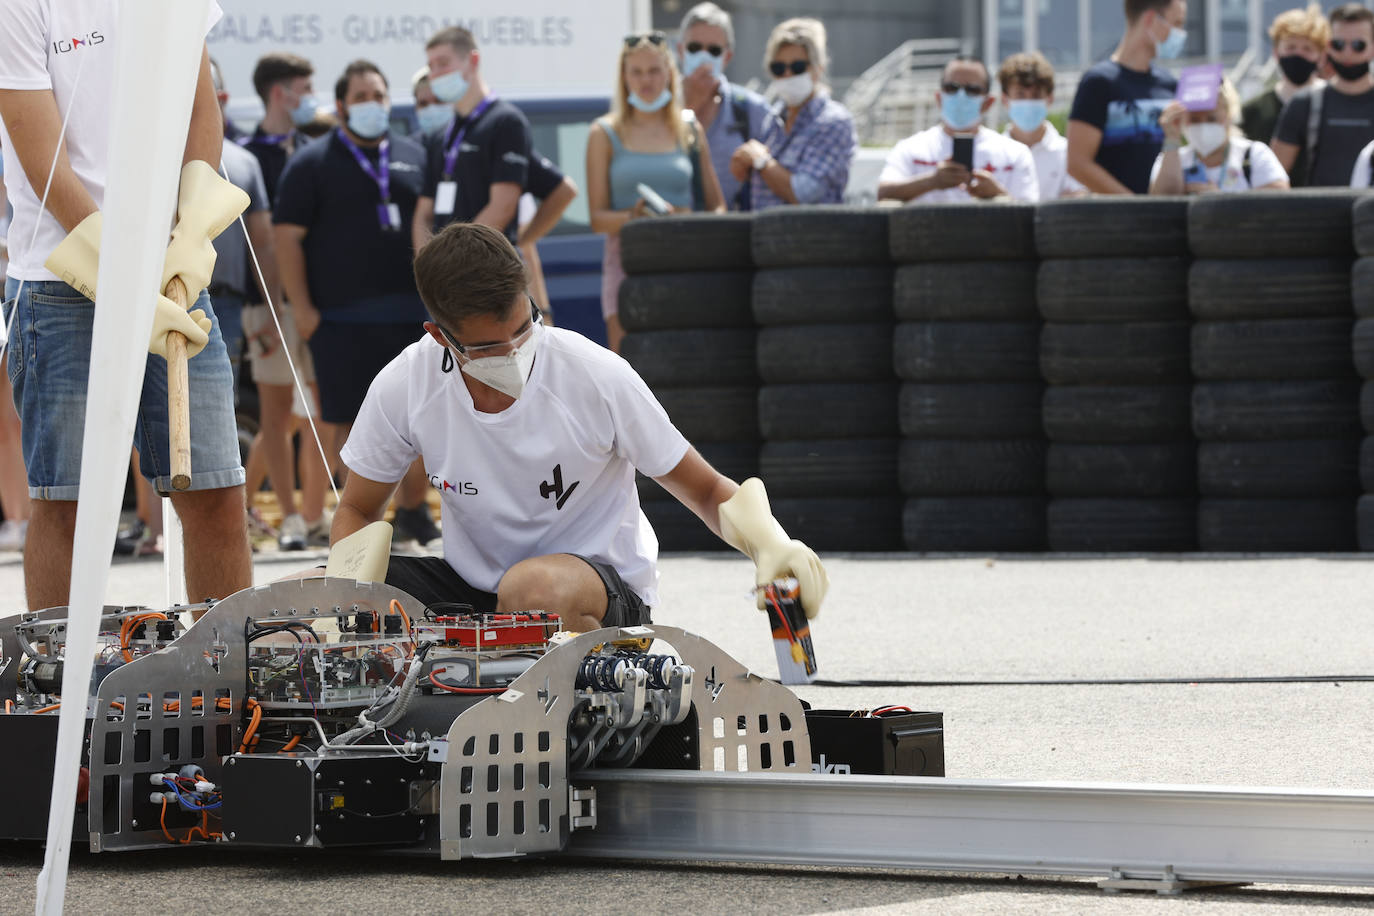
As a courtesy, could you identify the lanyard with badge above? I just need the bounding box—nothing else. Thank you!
[434,95,496,216]
[336,127,400,232]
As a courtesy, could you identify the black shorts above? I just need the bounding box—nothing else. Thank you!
[308,320,424,425]
[383,554,651,628]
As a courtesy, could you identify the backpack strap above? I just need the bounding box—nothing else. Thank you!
[1305,85,1324,185]
[1241,140,1252,187]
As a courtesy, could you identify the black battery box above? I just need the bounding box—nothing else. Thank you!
[803,708,944,777]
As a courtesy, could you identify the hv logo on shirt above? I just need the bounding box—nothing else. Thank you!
[540,464,579,510]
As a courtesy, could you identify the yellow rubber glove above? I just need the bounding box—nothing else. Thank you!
[718,477,829,618]
[161,160,251,297]
[45,212,213,359]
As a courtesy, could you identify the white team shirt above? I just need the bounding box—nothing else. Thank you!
[0,0,222,282]
[341,326,691,608]
[1149,138,1288,192]
[880,125,1040,204]
[1353,139,1374,188]
[1002,121,1084,199]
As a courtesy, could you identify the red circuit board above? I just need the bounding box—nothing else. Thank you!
[418,612,562,648]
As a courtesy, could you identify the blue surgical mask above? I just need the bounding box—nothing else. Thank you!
[290,93,317,127]
[416,104,451,134]
[941,89,984,131]
[1156,22,1187,59]
[628,87,672,113]
[1007,98,1047,133]
[430,69,469,104]
[681,49,723,82]
[347,101,390,140]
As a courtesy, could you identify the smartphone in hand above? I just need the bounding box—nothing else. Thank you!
[636,182,673,217]
[951,135,975,171]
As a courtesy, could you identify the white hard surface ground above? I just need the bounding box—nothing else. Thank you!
[3,549,1374,914]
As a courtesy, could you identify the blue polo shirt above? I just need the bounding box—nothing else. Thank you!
[273,129,428,325]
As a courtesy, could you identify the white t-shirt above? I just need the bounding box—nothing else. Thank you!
[1002,121,1084,199]
[1352,139,1374,188]
[0,0,222,282]
[341,327,691,608]
[1149,138,1288,192]
[879,124,1040,204]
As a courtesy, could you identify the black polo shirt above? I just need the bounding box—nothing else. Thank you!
[273,129,428,324]
[241,125,315,204]
[421,97,532,240]
[527,148,565,200]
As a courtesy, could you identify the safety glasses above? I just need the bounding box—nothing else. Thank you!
[625,32,667,48]
[686,41,725,57]
[440,300,542,358]
[769,60,810,77]
[941,82,988,96]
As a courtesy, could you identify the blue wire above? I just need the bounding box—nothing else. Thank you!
[163,778,223,811]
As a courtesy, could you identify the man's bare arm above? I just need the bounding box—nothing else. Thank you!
[473,182,522,232]
[244,210,281,304]
[1270,138,1300,174]
[0,88,97,231]
[330,468,401,545]
[183,45,223,170]
[654,447,739,539]
[1066,120,1133,195]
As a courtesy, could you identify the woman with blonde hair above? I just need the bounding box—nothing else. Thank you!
[587,31,725,353]
[1151,78,1290,194]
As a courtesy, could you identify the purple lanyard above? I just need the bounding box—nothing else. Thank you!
[243,132,289,147]
[335,128,393,229]
[442,96,496,179]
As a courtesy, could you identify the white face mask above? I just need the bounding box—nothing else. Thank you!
[772,71,814,106]
[1183,122,1229,157]
[456,322,542,399]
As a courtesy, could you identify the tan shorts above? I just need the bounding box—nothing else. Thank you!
[242,303,316,387]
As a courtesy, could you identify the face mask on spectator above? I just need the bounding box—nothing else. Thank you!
[290,93,317,127]
[416,104,451,133]
[1278,54,1318,85]
[1328,56,1371,81]
[941,90,984,131]
[347,101,390,139]
[627,87,672,112]
[1007,99,1047,133]
[455,323,542,399]
[430,68,470,103]
[772,71,814,107]
[1155,22,1187,60]
[1183,122,1228,157]
[682,49,724,82]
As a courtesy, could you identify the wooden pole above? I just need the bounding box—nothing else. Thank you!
[164,275,192,490]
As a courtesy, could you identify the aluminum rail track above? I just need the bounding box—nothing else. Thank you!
[565,771,1374,890]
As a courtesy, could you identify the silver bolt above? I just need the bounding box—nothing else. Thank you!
[316,772,323,780]
[294,835,302,843]
[296,760,303,768]
[228,758,237,766]
[364,778,372,785]
[130,819,139,828]
[228,831,236,840]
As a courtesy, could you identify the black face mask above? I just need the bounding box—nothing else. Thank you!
[1328,55,1371,81]
[1278,54,1318,85]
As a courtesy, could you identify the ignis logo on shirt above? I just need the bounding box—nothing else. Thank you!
[53,32,105,54]
[429,475,478,496]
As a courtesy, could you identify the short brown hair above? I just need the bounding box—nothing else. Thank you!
[997,51,1055,95]
[1270,3,1331,47]
[1330,2,1374,28]
[334,60,388,104]
[426,26,478,56]
[414,223,528,326]
[1124,0,1172,24]
[252,53,313,105]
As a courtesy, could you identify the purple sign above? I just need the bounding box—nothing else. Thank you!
[1177,63,1224,112]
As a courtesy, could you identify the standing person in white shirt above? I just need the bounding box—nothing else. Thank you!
[1151,78,1290,193]
[334,223,829,633]
[998,51,1086,200]
[878,56,1039,204]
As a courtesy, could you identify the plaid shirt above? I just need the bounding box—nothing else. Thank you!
[751,93,857,210]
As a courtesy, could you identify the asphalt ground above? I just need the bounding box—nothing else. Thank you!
[3,549,1374,913]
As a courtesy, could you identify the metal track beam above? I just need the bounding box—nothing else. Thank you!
[566,771,1374,888]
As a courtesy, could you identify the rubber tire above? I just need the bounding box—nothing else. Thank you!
[771,497,904,551]
[1039,322,1191,385]
[1354,319,1374,379]
[643,499,730,551]
[621,329,757,388]
[1353,257,1374,318]
[1357,493,1374,549]
[899,439,1047,497]
[893,261,1039,322]
[903,497,1047,551]
[1192,319,1355,381]
[1198,498,1356,552]
[1188,258,1353,320]
[899,383,1044,439]
[1361,436,1374,491]
[760,439,899,497]
[1192,380,1362,441]
[889,201,1037,262]
[753,266,893,326]
[1034,198,1189,258]
[1045,443,1196,498]
[1188,190,1358,259]
[1047,498,1197,551]
[1043,385,1193,444]
[1197,439,1360,497]
[619,271,754,331]
[1361,381,1374,434]
[653,387,759,442]
[752,206,890,268]
[619,213,753,273]
[759,383,899,439]
[1355,195,1374,257]
[1036,258,1189,323]
[894,322,1041,382]
[638,441,758,502]
[757,324,895,384]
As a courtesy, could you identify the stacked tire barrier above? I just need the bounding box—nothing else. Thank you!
[618,214,758,550]
[891,204,1047,550]
[1188,192,1361,551]
[1035,199,1196,550]
[751,206,902,550]
[1350,197,1374,549]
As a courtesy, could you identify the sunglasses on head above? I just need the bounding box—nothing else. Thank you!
[769,60,809,77]
[625,31,667,47]
[686,41,725,57]
[941,82,987,96]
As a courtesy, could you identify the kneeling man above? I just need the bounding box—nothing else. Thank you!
[332,222,827,632]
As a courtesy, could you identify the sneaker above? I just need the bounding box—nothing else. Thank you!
[113,518,147,557]
[0,519,27,552]
[135,531,163,557]
[304,509,333,548]
[278,513,308,551]
[392,505,441,547]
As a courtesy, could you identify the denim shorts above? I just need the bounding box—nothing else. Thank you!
[2,277,246,499]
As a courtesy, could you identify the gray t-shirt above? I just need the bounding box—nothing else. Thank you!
[211,139,269,301]
[1274,85,1374,186]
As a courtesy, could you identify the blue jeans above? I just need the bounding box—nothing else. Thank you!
[213,292,245,396]
[3,277,245,498]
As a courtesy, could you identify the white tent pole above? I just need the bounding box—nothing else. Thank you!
[35,2,212,914]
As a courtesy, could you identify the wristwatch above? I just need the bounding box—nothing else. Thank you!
[752,152,771,172]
